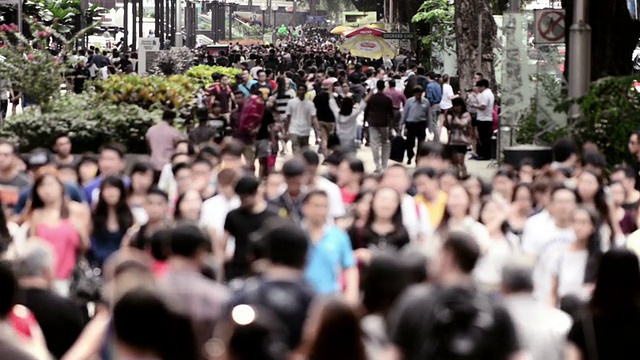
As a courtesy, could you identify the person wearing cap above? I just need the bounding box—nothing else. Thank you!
[13,149,86,216]
[221,175,277,281]
[313,79,340,157]
[364,80,395,173]
[401,86,431,165]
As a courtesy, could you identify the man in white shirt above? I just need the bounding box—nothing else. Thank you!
[521,185,576,301]
[286,86,319,154]
[200,169,240,245]
[472,79,495,160]
[380,164,431,243]
[302,150,346,220]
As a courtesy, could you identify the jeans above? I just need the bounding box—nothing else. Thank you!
[369,126,390,171]
[405,121,427,161]
[429,104,440,139]
[339,136,357,155]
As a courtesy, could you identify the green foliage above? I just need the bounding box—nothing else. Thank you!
[92,74,202,111]
[21,0,105,35]
[185,65,242,87]
[0,94,162,153]
[147,47,197,76]
[412,0,454,69]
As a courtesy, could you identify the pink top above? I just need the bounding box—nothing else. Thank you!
[36,219,80,279]
[384,88,407,109]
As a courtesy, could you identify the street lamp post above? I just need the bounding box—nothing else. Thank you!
[260,4,267,38]
[271,4,278,29]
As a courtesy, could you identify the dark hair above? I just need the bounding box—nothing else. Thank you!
[413,166,438,180]
[581,149,607,169]
[302,189,328,204]
[221,141,244,158]
[149,228,172,262]
[573,206,604,284]
[99,142,125,159]
[518,157,535,170]
[0,261,16,317]
[172,162,190,177]
[174,191,203,221]
[476,79,490,88]
[388,79,396,87]
[169,224,209,258]
[590,249,640,316]
[442,231,480,274]
[191,157,213,170]
[612,165,636,180]
[342,157,365,175]
[576,170,613,244]
[53,133,70,144]
[552,138,577,163]
[417,142,444,159]
[376,80,385,91]
[451,97,467,113]
[401,252,429,284]
[276,76,287,96]
[364,187,408,244]
[93,176,134,237]
[412,85,424,94]
[307,299,367,360]
[129,162,154,190]
[512,182,534,204]
[264,222,309,269]
[146,187,169,202]
[199,146,221,159]
[28,172,69,220]
[225,305,289,360]
[302,150,320,166]
[362,253,410,316]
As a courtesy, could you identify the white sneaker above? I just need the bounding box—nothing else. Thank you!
[426,129,434,141]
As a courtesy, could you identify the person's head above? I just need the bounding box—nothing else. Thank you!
[550,185,577,224]
[518,158,535,183]
[257,70,267,83]
[380,164,409,194]
[337,157,364,187]
[629,131,640,157]
[199,146,222,168]
[362,253,409,316]
[190,157,213,193]
[434,231,481,282]
[162,110,176,125]
[242,69,250,82]
[475,79,489,90]
[443,184,471,220]
[412,85,424,100]
[610,165,636,193]
[492,167,516,200]
[169,224,210,264]
[368,187,402,224]
[341,81,351,95]
[361,174,380,192]
[463,175,485,201]
[501,256,536,295]
[171,150,191,166]
[53,133,73,157]
[26,148,55,175]
[413,167,440,198]
[302,190,329,225]
[264,222,309,270]
[98,143,126,177]
[0,261,17,319]
[145,188,169,223]
[439,168,460,193]
[235,175,261,210]
[221,141,244,170]
[416,142,445,171]
[76,156,99,185]
[99,175,128,208]
[304,298,366,360]
[13,239,56,286]
[234,91,245,107]
[576,169,603,204]
[282,159,307,197]
[512,183,534,215]
[296,85,308,100]
[174,189,203,222]
[0,140,18,172]
[216,168,238,200]
[572,205,600,246]
[581,149,606,176]
[473,72,483,84]
[172,162,192,196]
[30,170,65,209]
[220,74,230,86]
[130,162,154,194]
[301,150,320,178]
[552,138,578,166]
[388,79,396,88]
[451,97,466,115]
[609,180,626,208]
[376,79,385,92]
[590,248,640,316]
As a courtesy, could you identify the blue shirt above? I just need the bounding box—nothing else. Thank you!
[238,80,257,97]
[427,80,442,105]
[304,225,355,294]
[15,182,86,214]
[401,97,430,124]
[84,176,131,206]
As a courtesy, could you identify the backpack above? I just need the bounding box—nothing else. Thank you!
[239,95,265,134]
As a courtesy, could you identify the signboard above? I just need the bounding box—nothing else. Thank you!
[138,37,160,75]
[534,9,566,44]
[0,0,20,4]
[382,32,415,40]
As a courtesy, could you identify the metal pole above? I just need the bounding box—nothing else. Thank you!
[138,0,143,43]
[477,14,482,73]
[262,9,265,37]
[568,0,591,121]
[229,4,233,41]
[132,0,137,51]
[176,0,183,46]
[123,0,129,51]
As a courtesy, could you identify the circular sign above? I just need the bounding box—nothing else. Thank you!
[537,10,565,43]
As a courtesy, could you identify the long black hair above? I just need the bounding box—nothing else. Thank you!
[363,187,409,249]
[576,169,614,244]
[93,176,134,236]
[590,248,640,316]
[574,206,604,284]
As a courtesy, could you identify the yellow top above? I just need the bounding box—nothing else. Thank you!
[415,191,448,228]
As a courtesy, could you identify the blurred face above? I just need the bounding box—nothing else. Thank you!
[239,193,257,210]
[235,93,245,106]
[178,190,203,220]
[175,143,190,156]
[174,168,192,195]
[0,144,14,171]
[551,189,577,222]
[629,134,639,155]
[355,193,373,220]
[377,70,385,79]
[79,161,98,184]
[145,194,168,222]
[417,155,445,172]
[303,194,329,224]
[99,149,124,177]
[341,83,350,95]
[480,200,501,225]
[221,76,229,86]
[103,184,124,208]
[37,175,63,204]
[286,175,305,196]
[414,174,439,198]
[577,172,599,201]
[609,182,626,207]
[242,70,250,82]
[132,170,154,193]
[54,136,72,156]
[372,188,399,221]
[464,177,482,200]
[473,74,482,84]
[265,173,284,200]
[191,163,212,192]
[609,170,625,184]
[337,161,355,187]
[518,165,534,183]
[381,167,408,194]
[513,186,533,214]
[439,173,459,194]
[297,88,307,99]
[446,185,470,218]
[361,177,378,192]
[492,175,514,199]
[258,72,267,83]
[572,208,594,242]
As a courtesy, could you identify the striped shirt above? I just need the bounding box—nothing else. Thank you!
[274,89,296,121]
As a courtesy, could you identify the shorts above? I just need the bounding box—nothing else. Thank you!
[318,122,335,141]
[289,134,310,153]
[256,139,271,158]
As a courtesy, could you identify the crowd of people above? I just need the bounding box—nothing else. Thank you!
[0,38,640,360]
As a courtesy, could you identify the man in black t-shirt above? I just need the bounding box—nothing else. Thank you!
[313,80,338,157]
[228,221,315,350]
[388,232,521,360]
[255,108,276,179]
[223,176,278,282]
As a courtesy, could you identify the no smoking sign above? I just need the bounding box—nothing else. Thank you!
[534,9,566,44]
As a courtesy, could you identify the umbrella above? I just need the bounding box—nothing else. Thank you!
[331,25,355,35]
[340,35,396,59]
[344,26,385,39]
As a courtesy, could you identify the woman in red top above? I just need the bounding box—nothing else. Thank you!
[337,158,365,206]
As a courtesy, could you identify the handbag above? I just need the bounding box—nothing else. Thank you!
[69,255,103,302]
[390,135,407,163]
[437,113,450,144]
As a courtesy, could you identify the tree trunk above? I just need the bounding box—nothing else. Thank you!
[563,0,640,81]
[455,0,498,93]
